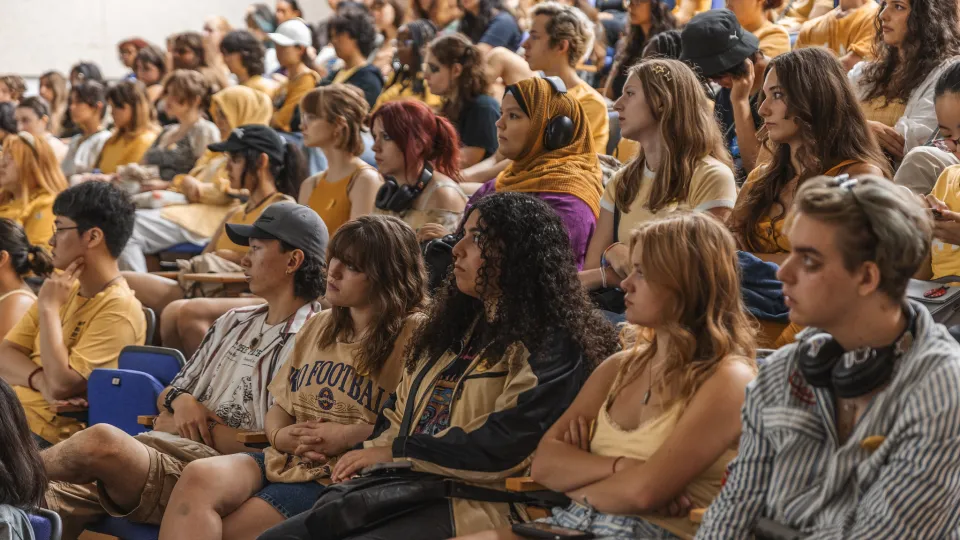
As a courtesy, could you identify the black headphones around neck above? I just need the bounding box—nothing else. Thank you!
[375,163,434,213]
[541,76,575,151]
[795,305,916,399]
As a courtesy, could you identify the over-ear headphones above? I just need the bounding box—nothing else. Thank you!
[375,163,434,212]
[542,76,575,151]
[796,305,916,398]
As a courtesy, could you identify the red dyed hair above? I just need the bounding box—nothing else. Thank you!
[370,99,462,182]
[119,38,149,51]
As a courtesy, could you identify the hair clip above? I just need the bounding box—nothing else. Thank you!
[651,64,672,81]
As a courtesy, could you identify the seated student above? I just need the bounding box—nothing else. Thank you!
[425,34,500,168]
[0,377,47,537]
[276,0,304,24]
[269,19,323,132]
[117,86,274,273]
[603,0,676,102]
[171,32,230,95]
[298,85,381,234]
[0,75,26,105]
[414,0,462,34]
[848,0,960,164]
[727,0,790,58]
[39,71,69,138]
[15,97,68,162]
[0,103,13,144]
[44,202,327,540]
[580,59,737,292]
[470,77,604,269]
[0,182,145,447]
[458,0,522,53]
[371,0,405,79]
[258,192,618,540]
[245,3,281,75]
[525,2,609,153]
[681,10,769,180]
[221,29,282,99]
[92,81,160,175]
[124,125,302,351]
[322,10,386,109]
[118,38,149,80]
[202,16,234,90]
[60,81,112,181]
[794,0,880,72]
[776,0,833,31]
[158,215,427,539]
[468,212,757,540]
[698,175,960,538]
[69,62,105,89]
[134,44,169,108]
[140,70,221,186]
[374,19,443,110]
[672,0,712,26]
[371,99,468,234]
[0,132,69,247]
[0,219,53,339]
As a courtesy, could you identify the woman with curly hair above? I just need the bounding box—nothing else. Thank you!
[458,0,522,53]
[374,19,443,110]
[849,0,960,163]
[425,34,500,167]
[603,0,675,101]
[256,192,618,540]
[159,215,427,540]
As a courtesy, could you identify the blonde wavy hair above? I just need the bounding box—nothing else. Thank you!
[1,133,68,204]
[614,58,731,214]
[612,213,757,413]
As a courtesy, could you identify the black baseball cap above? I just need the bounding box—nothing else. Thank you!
[225,202,329,262]
[208,124,286,163]
[680,10,760,79]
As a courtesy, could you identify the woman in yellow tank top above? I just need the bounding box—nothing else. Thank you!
[298,85,382,234]
[464,213,757,540]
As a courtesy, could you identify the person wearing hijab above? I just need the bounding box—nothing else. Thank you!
[117,86,274,272]
[467,77,603,269]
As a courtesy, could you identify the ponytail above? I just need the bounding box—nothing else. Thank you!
[430,115,462,181]
[275,143,308,198]
[0,218,54,279]
[23,245,54,277]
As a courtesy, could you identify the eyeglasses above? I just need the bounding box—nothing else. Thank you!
[934,136,960,153]
[52,225,80,236]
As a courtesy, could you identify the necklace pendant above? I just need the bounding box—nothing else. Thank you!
[251,336,260,348]
[643,389,651,405]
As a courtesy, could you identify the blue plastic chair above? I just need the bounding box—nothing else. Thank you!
[88,517,159,540]
[28,508,62,540]
[165,242,206,257]
[118,345,187,387]
[87,369,165,436]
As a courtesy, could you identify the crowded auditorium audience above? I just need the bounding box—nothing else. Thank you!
[8,0,960,538]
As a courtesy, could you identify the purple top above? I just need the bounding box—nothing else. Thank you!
[469,180,596,270]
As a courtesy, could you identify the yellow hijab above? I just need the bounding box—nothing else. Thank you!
[189,86,275,179]
[495,77,603,218]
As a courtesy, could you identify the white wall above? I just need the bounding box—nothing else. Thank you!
[0,0,331,80]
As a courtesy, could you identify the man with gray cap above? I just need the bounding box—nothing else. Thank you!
[43,202,328,539]
[681,9,770,180]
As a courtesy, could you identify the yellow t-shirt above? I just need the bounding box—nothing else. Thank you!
[672,0,712,18]
[244,75,281,100]
[272,70,322,132]
[781,0,835,24]
[6,279,146,444]
[0,191,58,247]
[931,164,960,279]
[96,130,159,174]
[212,192,293,253]
[263,310,422,483]
[600,155,737,241]
[795,3,880,61]
[373,76,444,112]
[860,95,906,128]
[745,20,791,59]
[568,82,610,154]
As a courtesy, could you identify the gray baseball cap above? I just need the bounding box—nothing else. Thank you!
[225,202,329,262]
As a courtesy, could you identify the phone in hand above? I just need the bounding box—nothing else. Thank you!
[359,460,413,476]
[511,522,596,539]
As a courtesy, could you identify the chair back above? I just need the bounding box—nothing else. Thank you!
[606,110,621,156]
[118,345,187,387]
[142,307,157,346]
[28,507,62,540]
[87,369,165,436]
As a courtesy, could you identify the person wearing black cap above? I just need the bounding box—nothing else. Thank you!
[122,124,306,355]
[681,9,769,180]
[43,201,327,539]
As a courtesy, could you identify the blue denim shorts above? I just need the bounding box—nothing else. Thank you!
[247,452,329,519]
[539,502,678,539]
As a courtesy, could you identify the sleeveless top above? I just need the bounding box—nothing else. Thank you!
[306,165,376,234]
[0,289,36,304]
[373,176,468,232]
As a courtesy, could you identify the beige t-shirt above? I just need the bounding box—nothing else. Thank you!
[263,309,422,483]
[600,155,737,241]
[568,82,610,154]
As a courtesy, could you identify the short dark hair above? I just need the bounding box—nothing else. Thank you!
[69,80,107,119]
[0,102,15,134]
[53,182,136,259]
[281,241,326,300]
[0,378,46,508]
[70,62,104,84]
[220,30,267,76]
[135,44,168,81]
[328,10,379,57]
[17,96,51,120]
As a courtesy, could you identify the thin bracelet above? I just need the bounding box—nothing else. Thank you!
[600,242,623,269]
[27,367,43,392]
[600,267,608,289]
[268,427,282,448]
[611,456,624,474]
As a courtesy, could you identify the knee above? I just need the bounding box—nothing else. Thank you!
[176,458,222,495]
[70,424,129,469]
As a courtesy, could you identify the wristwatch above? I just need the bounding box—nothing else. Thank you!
[163,387,188,413]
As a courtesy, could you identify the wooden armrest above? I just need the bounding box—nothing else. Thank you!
[138,415,157,427]
[237,431,268,444]
[151,271,179,279]
[52,403,88,414]
[182,272,248,284]
[506,477,547,492]
[689,508,706,523]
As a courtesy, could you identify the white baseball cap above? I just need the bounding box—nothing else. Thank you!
[268,18,312,47]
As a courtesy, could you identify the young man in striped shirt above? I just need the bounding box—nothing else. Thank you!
[698,175,960,538]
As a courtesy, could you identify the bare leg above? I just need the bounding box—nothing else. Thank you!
[220,497,286,540]
[159,299,189,351]
[177,297,265,357]
[158,454,265,540]
[123,271,184,318]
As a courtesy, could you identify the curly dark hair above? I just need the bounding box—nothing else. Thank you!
[281,241,326,301]
[220,30,267,77]
[608,0,675,99]
[406,192,618,372]
[328,10,380,57]
[428,33,489,123]
[860,0,960,104]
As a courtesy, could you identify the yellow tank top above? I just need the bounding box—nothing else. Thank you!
[212,192,292,253]
[306,165,374,234]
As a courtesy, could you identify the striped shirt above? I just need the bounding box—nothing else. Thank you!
[697,301,960,539]
[169,301,322,430]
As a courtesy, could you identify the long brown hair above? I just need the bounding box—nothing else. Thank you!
[106,80,158,138]
[427,34,489,123]
[39,71,68,136]
[613,213,757,413]
[1,133,68,205]
[615,59,731,214]
[316,216,428,376]
[731,48,889,252]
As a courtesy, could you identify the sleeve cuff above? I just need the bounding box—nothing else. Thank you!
[694,199,735,212]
